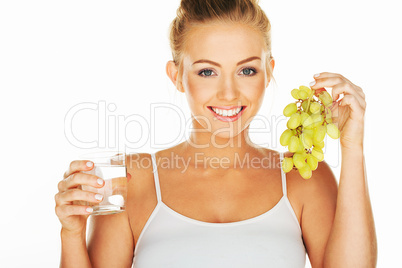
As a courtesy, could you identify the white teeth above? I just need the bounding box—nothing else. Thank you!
[211,107,242,117]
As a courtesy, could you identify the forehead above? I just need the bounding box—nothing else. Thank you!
[182,22,266,66]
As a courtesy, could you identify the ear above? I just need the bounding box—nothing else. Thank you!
[166,61,184,93]
[265,57,275,88]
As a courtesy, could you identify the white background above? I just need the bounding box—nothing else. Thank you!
[0,0,400,267]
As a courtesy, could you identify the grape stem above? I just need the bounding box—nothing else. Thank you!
[305,89,315,113]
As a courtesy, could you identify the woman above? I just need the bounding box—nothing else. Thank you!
[55,0,377,267]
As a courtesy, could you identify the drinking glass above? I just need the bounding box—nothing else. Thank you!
[79,151,127,215]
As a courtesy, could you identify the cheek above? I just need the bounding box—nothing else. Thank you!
[240,78,266,103]
[185,78,213,105]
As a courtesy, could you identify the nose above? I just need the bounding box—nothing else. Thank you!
[217,74,240,102]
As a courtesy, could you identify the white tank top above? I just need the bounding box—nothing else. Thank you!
[133,152,306,268]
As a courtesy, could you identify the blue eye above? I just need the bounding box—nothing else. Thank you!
[241,67,257,76]
[198,67,257,77]
[198,69,215,77]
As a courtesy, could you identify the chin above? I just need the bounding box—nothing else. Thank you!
[210,125,245,141]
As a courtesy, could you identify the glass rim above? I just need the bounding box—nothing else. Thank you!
[78,151,126,161]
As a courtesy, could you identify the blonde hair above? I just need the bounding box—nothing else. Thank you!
[168,0,274,87]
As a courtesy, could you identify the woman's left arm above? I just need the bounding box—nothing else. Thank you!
[311,72,377,267]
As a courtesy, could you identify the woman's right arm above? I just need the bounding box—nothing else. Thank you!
[55,160,100,267]
[55,160,134,267]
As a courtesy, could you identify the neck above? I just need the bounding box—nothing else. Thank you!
[181,121,260,168]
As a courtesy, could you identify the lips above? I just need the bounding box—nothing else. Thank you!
[207,105,247,122]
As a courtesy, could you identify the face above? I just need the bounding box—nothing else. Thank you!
[173,22,274,141]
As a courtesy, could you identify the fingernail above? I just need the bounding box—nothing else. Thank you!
[86,207,93,213]
[86,161,93,168]
[309,81,316,87]
[313,73,320,78]
[97,178,104,185]
[95,194,103,200]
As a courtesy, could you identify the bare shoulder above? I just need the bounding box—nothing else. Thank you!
[126,152,156,209]
[256,149,338,207]
[125,152,159,247]
[126,152,155,194]
[282,151,338,203]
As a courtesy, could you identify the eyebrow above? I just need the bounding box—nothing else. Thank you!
[192,56,261,67]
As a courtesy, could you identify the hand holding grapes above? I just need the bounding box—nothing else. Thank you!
[311,72,366,150]
[280,72,366,179]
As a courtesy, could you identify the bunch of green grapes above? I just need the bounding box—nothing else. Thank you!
[280,85,340,179]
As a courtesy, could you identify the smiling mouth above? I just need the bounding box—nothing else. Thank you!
[207,106,246,117]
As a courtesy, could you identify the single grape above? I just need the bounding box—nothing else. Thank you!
[313,125,326,143]
[311,113,324,128]
[293,153,307,169]
[299,164,312,179]
[319,91,333,107]
[302,115,314,129]
[300,112,309,125]
[306,154,318,171]
[309,102,321,114]
[291,88,300,100]
[301,132,313,149]
[313,139,325,149]
[302,114,323,129]
[298,90,308,99]
[287,113,301,129]
[327,123,340,139]
[282,157,293,173]
[299,85,312,96]
[280,129,293,146]
[295,141,305,153]
[311,147,324,161]
[283,103,298,117]
[303,128,314,138]
[288,136,300,152]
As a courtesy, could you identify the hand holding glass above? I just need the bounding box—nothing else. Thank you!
[80,152,127,215]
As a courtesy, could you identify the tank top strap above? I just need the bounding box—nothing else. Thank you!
[151,152,162,202]
[279,152,287,196]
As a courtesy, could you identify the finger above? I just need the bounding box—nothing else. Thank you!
[314,73,365,100]
[56,189,103,205]
[310,76,345,90]
[63,160,95,179]
[338,95,365,118]
[58,172,104,192]
[355,86,365,100]
[332,83,366,109]
[313,72,353,85]
[55,204,93,218]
